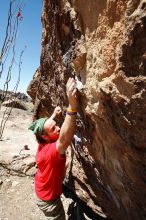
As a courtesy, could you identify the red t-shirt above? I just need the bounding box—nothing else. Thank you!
[35,141,66,201]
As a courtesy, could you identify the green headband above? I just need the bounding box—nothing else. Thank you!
[28,117,48,135]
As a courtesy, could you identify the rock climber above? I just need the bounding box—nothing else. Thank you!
[29,77,78,220]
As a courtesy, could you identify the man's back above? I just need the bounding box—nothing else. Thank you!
[35,142,66,201]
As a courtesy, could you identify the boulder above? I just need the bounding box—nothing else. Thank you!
[27,1,146,219]
[2,99,27,110]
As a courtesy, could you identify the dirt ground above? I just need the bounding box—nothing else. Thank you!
[0,106,37,162]
[0,174,74,220]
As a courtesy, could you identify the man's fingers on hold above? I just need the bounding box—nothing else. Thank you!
[66,78,72,88]
[66,78,75,89]
[69,81,76,90]
[72,88,77,96]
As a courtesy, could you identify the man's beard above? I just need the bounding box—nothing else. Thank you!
[50,133,59,142]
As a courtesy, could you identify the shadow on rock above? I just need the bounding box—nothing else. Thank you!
[63,184,111,220]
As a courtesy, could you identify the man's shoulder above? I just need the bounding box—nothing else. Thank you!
[45,141,57,153]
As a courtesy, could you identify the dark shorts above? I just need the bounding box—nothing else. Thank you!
[36,196,66,220]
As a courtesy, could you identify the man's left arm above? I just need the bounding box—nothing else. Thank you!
[50,106,62,120]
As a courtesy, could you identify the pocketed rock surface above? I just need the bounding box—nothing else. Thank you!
[27,1,146,219]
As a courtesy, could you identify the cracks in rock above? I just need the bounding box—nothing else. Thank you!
[63,184,109,220]
[106,0,122,28]
[125,0,140,17]
[66,119,111,217]
[65,151,109,218]
[121,1,146,77]
[102,89,146,149]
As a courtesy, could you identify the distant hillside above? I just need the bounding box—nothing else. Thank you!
[0,89,31,102]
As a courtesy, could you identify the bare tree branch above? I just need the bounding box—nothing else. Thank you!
[0,0,26,140]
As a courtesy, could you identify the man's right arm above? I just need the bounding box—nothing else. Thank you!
[56,78,77,155]
[56,110,77,155]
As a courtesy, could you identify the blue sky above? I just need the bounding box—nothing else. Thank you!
[0,0,42,94]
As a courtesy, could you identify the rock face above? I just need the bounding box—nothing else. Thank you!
[27,0,146,219]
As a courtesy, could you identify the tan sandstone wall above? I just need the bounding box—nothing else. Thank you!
[27,0,146,219]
